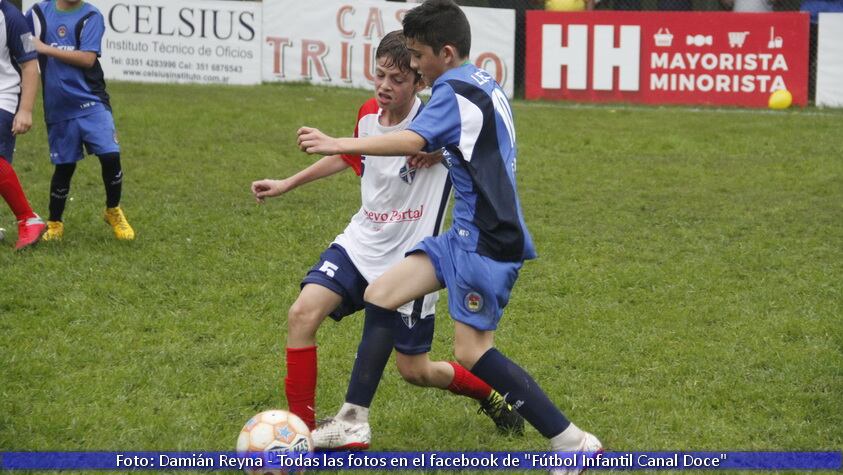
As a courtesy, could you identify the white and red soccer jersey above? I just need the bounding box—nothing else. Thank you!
[333,97,451,318]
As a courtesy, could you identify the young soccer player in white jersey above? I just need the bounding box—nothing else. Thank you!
[297,2,601,472]
[251,31,522,450]
[0,0,46,250]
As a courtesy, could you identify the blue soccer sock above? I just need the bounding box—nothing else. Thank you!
[470,348,570,438]
[344,302,396,408]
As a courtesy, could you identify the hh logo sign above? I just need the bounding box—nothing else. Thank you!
[541,24,641,91]
[526,11,809,108]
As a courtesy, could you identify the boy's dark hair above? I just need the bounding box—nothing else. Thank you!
[402,0,471,58]
[376,30,420,82]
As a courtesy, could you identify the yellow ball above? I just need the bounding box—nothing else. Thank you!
[768,89,792,110]
[546,0,587,11]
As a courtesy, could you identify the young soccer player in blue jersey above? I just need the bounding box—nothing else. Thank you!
[0,0,46,251]
[298,0,601,470]
[26,0,134,241]
[253,30,522,450]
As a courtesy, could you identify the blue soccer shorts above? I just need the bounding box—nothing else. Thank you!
[301,243,435,355]
[47,110,120,164]
[409,230,522,331]
[0,109,17,163]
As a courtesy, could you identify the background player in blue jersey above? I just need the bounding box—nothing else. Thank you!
[0,0,46,250]
[26,0,134,241]
[298,0,601,470]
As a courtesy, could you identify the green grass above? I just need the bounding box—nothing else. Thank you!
[1,82,841,473]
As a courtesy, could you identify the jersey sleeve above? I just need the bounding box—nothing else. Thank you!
[341,98,380,177]
[407,82,462,152]
[5,7,36,64]
[78,11,105,55]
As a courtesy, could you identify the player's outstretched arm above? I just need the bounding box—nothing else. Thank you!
[298,127,426,158]
[33,37,97,68]
[251,154,348,204]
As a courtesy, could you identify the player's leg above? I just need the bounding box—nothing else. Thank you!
[394,351,525,434]
[447,253,602,471]
[289,244,365,431]
[285,283,342,431]
[43,119,83,241]
[392,307,524,434]
[0,113,45,250]
[312,253,441,449]
[311,302,395,450]
[363,252,442,310]
[81,111,133,240]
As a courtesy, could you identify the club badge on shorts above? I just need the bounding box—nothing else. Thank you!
[465,292,484,313]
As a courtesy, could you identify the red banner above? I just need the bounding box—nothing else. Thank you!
[525,11,809,107]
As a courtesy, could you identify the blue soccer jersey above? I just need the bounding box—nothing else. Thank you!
[26,0,110,124]
[409,64,536,263]
[0,1,37,116]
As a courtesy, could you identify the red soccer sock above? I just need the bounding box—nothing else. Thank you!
[446,361,493,401]
[285,346,317,430]
[0,159,36,221]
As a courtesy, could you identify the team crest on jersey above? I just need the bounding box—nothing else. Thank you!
[400,311,418,329]
[465,292,484,313]
[399,164,416,185]
[57,25,68,38]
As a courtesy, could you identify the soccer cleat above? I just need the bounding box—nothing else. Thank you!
[104,206,135,240]
[550,432,604,475]
[15,216,46,251]
[311,417,371,451]
[478,390,525,435]
[41,220,64,242]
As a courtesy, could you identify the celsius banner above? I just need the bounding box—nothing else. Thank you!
[23,0,262,85]
[525,11,809,107]
[261,0,515,97]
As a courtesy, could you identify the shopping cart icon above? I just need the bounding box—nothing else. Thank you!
[728,31,750,48]
[654,28,673,47]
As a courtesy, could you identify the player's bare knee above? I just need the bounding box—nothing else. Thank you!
[454,347,482,371]
[363,283,394,310]
[396,358,428,386]
[287,300,322,337]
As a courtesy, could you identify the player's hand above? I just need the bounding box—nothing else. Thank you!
[407,148,444,169]
[11,110,32,136]
[251,179,291,204]
[32,37,48,54]
[297,127,340,155]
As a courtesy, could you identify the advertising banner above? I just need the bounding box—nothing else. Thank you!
[262,0,515,97]
[23,0,263,85]
[525,11,810,107]
[816,13,843,107]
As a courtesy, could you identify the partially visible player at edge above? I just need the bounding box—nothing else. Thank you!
[26,0,134,242]
[252,30,523,450]
[0,1,45,250]
[297,1,601,471]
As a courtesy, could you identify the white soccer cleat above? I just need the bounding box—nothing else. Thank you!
[550,431,604,475]
[311,417,371,451]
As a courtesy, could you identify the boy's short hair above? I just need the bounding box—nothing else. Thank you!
[376,30,420,82]
[402,0,471,58]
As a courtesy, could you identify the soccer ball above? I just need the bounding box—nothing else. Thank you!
[237,410,313,466]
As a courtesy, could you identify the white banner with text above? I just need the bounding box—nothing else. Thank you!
[23,0,263,85]
[261,0,515,97]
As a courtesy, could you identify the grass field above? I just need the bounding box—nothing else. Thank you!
[1,82,841,473]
